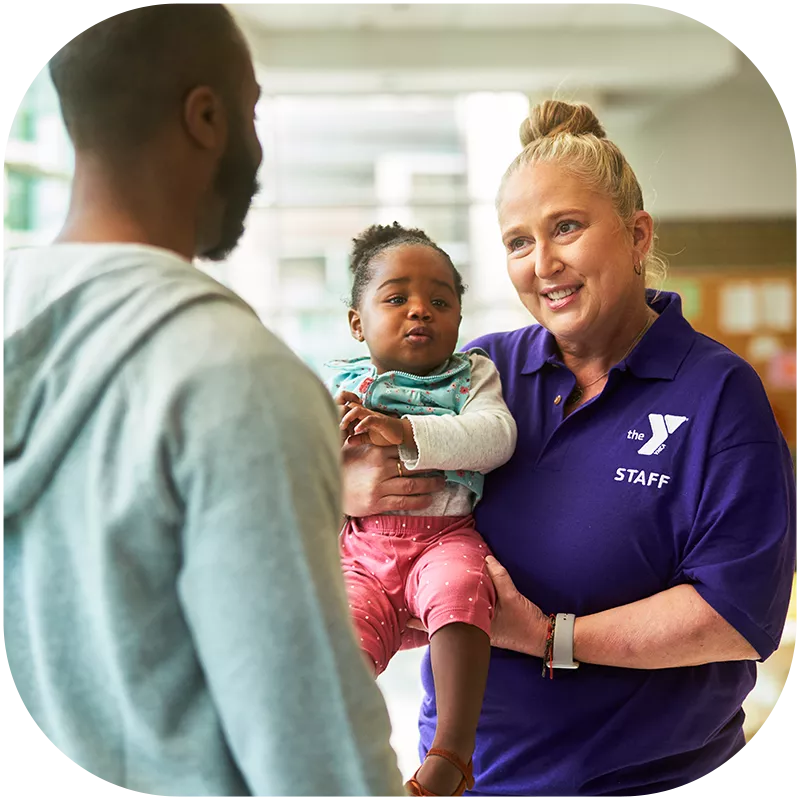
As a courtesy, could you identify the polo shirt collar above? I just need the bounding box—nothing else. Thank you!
[521,290,695,381]
[625,290,696,379]
[521,324,561,374]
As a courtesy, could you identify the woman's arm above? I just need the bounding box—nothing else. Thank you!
[574,584,759,667]
[484,556,759,668]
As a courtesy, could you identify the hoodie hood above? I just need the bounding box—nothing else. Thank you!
[4,243,253,518]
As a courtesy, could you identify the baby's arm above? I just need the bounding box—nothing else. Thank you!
[338,398,414,448]
[399,353,517,473]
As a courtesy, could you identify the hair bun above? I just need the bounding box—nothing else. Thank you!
[520,100,606,146]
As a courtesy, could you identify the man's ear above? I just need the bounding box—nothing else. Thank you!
[183,85,227,152]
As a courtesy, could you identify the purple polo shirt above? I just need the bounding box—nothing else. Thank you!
[418,291,795,795]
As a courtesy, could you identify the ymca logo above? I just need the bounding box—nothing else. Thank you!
[627,414,689,456]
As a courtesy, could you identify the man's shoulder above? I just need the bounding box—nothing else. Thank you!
[151,299,305,378]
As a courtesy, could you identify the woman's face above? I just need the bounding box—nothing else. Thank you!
[498,161,652,346]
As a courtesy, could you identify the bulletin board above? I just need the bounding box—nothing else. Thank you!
[663,270,796,448]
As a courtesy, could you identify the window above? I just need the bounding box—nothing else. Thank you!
[3,67,73,247]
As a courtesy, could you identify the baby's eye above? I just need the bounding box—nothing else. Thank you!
[432,299,449,308]
[386,296,406,305]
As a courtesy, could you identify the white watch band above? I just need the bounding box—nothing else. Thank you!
[551,613,579,669]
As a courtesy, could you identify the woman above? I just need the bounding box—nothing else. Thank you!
[341,101,795,795]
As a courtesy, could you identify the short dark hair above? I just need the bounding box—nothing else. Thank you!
[49,4,247,153]
[348,222,467,308]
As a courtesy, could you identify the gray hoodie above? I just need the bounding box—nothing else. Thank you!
[3,243,403,796]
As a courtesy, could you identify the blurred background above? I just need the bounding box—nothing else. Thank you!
[3,2,795,780]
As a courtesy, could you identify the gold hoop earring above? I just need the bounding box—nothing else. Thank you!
[633,259,643,276]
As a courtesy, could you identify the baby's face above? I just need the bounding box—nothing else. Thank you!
[349,244,462,376]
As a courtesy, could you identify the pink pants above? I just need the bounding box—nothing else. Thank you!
[340,514,496,675]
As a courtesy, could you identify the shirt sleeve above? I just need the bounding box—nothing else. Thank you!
[170,327,403,795]
[398,352,518,473]
[673,364,796,661]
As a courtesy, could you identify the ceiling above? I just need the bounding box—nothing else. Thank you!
[229,4,701,31]
[228,4,742,127]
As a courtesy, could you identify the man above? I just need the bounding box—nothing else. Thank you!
[3,5,403,795]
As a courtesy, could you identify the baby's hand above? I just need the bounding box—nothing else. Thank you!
[340,404,409,448]
[334,391,363,443]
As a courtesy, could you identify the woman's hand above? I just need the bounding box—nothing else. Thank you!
[341,436,446,517]
[484,555,549,657]
[407,556,549,657]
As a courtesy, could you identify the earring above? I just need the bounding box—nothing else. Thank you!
[633,258,643,276]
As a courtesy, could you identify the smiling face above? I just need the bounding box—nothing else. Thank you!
[348,244,462,376]
[499,160,652,349]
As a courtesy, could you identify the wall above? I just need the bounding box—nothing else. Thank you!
[620,55,796,219]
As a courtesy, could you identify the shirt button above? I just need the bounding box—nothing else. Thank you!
[554,395,562,405]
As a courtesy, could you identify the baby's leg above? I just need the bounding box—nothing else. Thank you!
[422,624,490,793]
[340,521,405,676]
[406,525,496,793]
[343,569,401,676]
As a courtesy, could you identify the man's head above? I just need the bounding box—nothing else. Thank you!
[49,4,263,260]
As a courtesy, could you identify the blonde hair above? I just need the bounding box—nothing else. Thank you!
[497,100,667,290]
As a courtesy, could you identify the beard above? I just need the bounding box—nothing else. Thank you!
[199,122,260,262]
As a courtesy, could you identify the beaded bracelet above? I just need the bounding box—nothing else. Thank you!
[541,613,556,680]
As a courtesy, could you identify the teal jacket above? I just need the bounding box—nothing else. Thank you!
[325,349,487,500]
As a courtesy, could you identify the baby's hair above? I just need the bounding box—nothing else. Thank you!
[348,221,466,308]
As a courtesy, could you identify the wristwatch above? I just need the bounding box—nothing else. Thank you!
[551,613,579,669]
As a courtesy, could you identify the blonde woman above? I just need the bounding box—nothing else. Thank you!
[342,101,795,795]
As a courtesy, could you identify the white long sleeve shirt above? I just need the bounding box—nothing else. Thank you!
[394,352,517,516]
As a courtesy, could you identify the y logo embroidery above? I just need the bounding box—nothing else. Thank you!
[638,414,688,456]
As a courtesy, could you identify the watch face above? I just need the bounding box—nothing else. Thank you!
[552,613,579,668]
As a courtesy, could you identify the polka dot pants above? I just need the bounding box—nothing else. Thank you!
[340,514,496,676]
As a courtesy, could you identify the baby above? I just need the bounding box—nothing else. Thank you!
[326,222,517,796]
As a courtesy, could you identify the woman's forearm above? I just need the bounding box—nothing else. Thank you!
[572,584,760,669]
